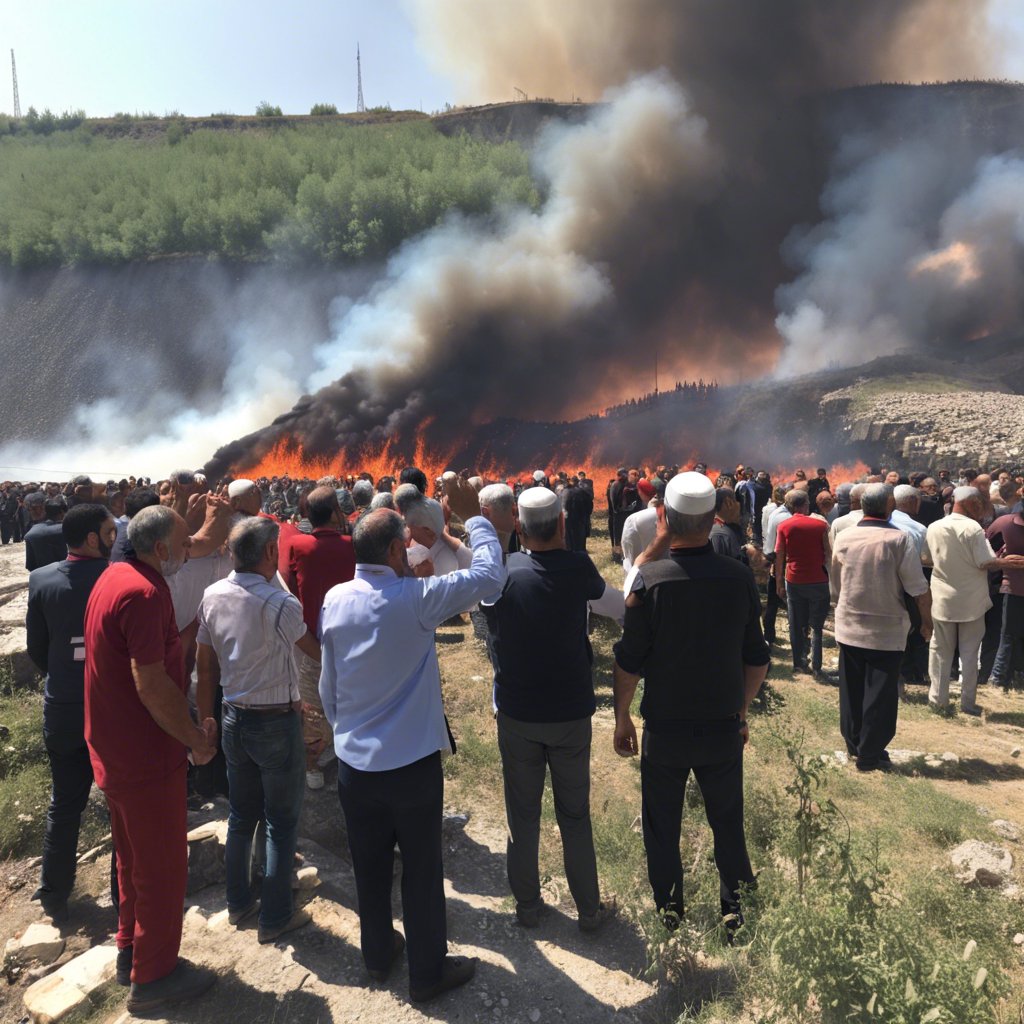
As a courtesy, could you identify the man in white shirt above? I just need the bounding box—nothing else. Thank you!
[196,517,322,944]
[829,483,866,544]
[925,487,1024,715]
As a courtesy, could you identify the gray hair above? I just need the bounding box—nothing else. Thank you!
[478,483,514,517]
[128,505,178,555]
[23,491,45,508]
[353,509,406,564]
[518,505,561,542]
[352,479,374,507]
[784,490,809,513]
[393,483,424,517]
[665,507,716,537]
[229,516,279,571]
[849,482,867,509]
[953,485,980,505]
[893,485,919,509]
[168,468,195,487]
[860,483,893,519]
[369,491,395,510]
[403,496,445,536]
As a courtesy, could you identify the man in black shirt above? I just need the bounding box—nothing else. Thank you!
[562,477,594,553]
[612,472,769,939]
[483,486,623,932]
[25,497,69,571]
[27,504,117,925]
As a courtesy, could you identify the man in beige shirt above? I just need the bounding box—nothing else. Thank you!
[925,487,1024,715]
[831,484,931,772]
[828,482,865,544]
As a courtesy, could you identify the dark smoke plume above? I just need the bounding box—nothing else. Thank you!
[209,2,1003,474]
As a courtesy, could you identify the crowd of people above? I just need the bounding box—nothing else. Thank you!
[11,453,1024,1011]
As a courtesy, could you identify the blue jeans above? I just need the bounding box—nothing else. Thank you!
[222,705,304,930]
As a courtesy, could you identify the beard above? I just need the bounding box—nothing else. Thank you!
[159,552,186,576]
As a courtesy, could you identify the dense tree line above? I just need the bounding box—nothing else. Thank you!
[0,123,539,267]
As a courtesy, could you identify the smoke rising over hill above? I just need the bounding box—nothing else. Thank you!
[0,2,1020,478]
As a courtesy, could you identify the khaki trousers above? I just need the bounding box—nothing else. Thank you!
[928,615,986,710]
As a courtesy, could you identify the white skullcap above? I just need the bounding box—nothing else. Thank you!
[532,470,546,482]
[953,485,979,504]
[227,479,256,499]
[664,471,716,515]
[518,485,560,526]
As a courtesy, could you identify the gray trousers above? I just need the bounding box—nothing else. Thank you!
[496,712,600,918]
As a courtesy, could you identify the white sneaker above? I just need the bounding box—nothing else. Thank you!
[316,745,335,768]
[305,770,324,790]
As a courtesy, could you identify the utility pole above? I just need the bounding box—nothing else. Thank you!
[654,346,659,394]
[356,44,365,113]
[11,49,20,118]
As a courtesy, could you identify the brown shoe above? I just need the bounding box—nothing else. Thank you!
[409,955,477,1003]
[258,908,312,944]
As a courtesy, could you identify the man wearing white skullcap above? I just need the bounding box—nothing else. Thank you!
[924,486,1024,715]
[482,485,624,932]
[612,472,769,942]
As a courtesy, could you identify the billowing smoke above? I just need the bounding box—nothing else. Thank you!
[777,136,1024,375]
[210,1,1007,473]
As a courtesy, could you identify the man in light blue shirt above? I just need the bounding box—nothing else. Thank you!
[319,480,505,1003]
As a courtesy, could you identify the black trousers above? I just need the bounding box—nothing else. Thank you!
[979,593,1003,684]
[901,593,929,683]
[640,728,753,918]
[763,569,783,644]
[337,752,447,990]
[0,518,16,544]
[838,644,901,764]
[39,729,117,907]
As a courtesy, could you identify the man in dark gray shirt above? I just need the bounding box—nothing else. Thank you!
[612,473,769,941]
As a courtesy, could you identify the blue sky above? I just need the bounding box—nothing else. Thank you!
[3,0,453,117]
[4,1,1024,119]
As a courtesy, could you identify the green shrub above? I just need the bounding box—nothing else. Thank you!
[255,101,283,117]
[309,103,338,116]
[748,731,1012,1023]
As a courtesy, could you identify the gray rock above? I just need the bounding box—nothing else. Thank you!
[992,820,1021,842]
[950,840,1014,887]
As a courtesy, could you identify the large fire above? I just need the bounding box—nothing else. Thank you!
[233,429,872,490]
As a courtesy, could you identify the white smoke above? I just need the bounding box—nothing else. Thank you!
[774,142,1024,377]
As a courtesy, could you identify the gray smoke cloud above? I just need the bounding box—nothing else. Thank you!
[209,1,1005,472]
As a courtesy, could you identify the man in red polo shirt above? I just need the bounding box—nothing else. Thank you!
[280,486,356,789]
[85,505,218,1014]
[775,489,832,678]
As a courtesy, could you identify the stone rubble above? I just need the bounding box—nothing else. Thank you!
[950,840,1014,888]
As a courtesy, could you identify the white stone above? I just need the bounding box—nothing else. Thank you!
[294,866,321,891]
[940,752,960,764]
[992,820,1021,842]
[529,1010,541,1023]
[1013,933,1024,946]
[55,944,117,994]
[207,909,231,930]
[22,974,88,1024]
[950,841,1014,887]
[889,749,923,765]
[5,922,65,966]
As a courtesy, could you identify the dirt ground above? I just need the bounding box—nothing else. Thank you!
[2,522,1024,1024]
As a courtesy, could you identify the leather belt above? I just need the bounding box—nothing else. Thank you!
[223,701,293,714]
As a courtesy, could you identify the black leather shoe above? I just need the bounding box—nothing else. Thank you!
[367,930,405,983]
[127,960,216,1013]
[409,956,477,1003]
[116,945,133,986]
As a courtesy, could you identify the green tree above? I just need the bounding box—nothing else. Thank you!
[309,103,338,115]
